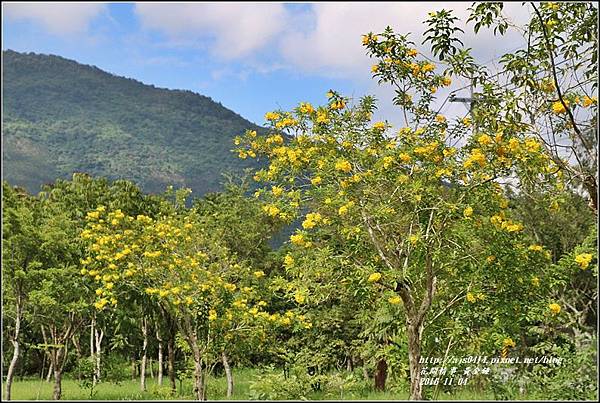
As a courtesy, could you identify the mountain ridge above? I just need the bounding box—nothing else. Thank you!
[2,49,264,196]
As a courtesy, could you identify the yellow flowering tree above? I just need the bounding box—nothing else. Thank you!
[80,186,308,400]
[235,29,567,396]
[449,3,598,212]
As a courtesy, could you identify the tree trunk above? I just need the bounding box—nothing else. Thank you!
[362,365,369,382]
[150,358,154,379]
[346,355,353,372]
[407,323,424,400]
[167,337,176,394]
[94,326,103,384]
[222,351,233,397]
[374,358,388,391]
[190,340,205,400]
[131,356,137,380]
[140,317,148,391]
[157,340,164,386]
[90,315,96,385]
[71,335,82,381]
[52,369,63,400]
[5,294,23,401]
[5,336,20,401]
[46,361,54,382]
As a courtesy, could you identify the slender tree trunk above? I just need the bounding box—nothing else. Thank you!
[346,355,353,372]
[374,358,388,391]
[157,339,164,386]
[150,358,154,379]
[90,315,96,385]
[362,365,369,382]
[131,355,137,380]
[222,351,233,398]
[71,334,82,381]
[5,295,23,401]
[40,351,47,380]
[94,326,104,384]
[407,323,424,400]
[5,330,20,400]
[140,317,148,391]
[167,337,176,394]
[46,361,54,382]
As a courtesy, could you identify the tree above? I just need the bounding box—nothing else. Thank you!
[235,41,563,396]
[2,183,42,400]
[79,188,308,400]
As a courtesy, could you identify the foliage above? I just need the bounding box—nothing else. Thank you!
[3,50,264,196]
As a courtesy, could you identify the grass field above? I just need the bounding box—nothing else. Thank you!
[9,367,508,401]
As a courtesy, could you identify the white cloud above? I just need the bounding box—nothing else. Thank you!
[134,3,288,59]
[3,2,106,35]
[278,2,530,79]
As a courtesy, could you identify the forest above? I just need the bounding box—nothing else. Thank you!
[2,2,598,401]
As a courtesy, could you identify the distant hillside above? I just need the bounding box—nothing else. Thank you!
[2,49,263,195]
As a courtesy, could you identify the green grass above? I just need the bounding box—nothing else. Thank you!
[9,368,508,401]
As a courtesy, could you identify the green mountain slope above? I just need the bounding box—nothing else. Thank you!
[2,49,263,195]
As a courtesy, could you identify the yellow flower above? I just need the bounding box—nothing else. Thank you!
[316,110,329,124]
[290,233,305,246]
[443,147,456,158]
[265,111,280,121]
[86,211,100,220]
[389,295,402,305]
[335,159,352,173]
[272,186,284,197]
[529,245,543,252]
[463,206,473,218]
[373,121,386,131]
[398,153,411,163]
[311,176,322,186]
[463,148,486,168]
[531,277,540,287]
[409,234,419,245]
[549,303,561,315]
[477,134,492,146]
[525,138,541,152]
[435,114,446,123]
[422,63,435,73]
[552,100,568,114]
[486,255,496,263]
[382,156,395,169]
[284,254,294,268]
[466,292,476,303]
[263,204,281,217]
[367,272,382,283]
[502,337,516,348]
[208,310,218,321]
[94,299,108,310]
[575,253,593,269]
[299,102,315,114]
[331,100,346,110]
[583,96,596,107]
[294,292,306,304]
[371,64,379,73]
[441,76,452,86]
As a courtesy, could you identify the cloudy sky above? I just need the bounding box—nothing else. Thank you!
[3,2,532,126]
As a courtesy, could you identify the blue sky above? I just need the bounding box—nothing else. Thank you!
[2,2,531,126]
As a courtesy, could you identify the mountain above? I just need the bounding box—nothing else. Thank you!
[2,49,263,196]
